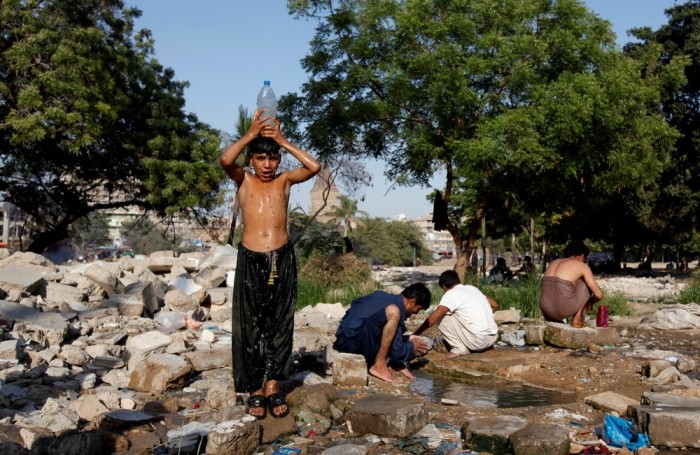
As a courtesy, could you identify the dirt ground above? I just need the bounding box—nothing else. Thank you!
[360,263,700,453]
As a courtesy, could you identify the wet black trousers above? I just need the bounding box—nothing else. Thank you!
[231,242,297,393]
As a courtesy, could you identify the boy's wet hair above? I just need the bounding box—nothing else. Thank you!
[248,136,281,158]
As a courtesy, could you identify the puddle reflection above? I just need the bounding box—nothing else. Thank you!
[410,370,575,408]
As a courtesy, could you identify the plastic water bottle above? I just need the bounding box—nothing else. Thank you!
[256,80,277,127]
[596,305,609,327]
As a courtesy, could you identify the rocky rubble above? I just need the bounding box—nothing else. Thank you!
[0,249,699,454]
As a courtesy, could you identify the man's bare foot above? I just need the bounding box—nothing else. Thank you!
[393,365,416,380]
[368,364,396,383]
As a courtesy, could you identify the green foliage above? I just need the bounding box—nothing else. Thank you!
[480,277,544,319]
[283,0,681,275]
[602,292,632,317]
[297,276,379,309]
[293,218,344,263]
[0,0,225,253]
[350,217,431,266]
[121,218,178,255]
[679,272,700,305]
[297,252,376,309]
[479,275,631,319]
[70,213,111,250]
[624,1,700,258]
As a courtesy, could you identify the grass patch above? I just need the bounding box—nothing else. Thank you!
[297,253,377,309]
[600,291,632,316]
[478,276,631,319]
[297,277,379,309]
[479,276,543,318]
[679,273,700,305]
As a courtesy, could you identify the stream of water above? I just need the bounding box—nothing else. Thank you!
[410,370,575,408]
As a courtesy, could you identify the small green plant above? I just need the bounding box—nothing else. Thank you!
[679,273,700,304]
[600,291,632,316]
[479,276,543,318]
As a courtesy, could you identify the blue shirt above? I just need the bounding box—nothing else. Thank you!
[334,291,414,364]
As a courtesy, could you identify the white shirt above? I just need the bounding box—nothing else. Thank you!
[439,284,498,336]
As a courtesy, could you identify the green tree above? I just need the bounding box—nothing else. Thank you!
[325,194,367,237]
[625,1,700,261]
[350,217,429,266]
[294,217,344,262]
[0,0,225,253]
[222,105,253,245]
[70,213,111,251]
[284,0,679,278]
[121,217,177,255]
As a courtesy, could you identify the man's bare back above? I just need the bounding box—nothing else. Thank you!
[544,257,603,302]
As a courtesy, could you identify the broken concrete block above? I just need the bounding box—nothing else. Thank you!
[544,322,618,349]
[183,348,232,372]
[347,394,427,438]
[83,264,120,297]
[128,353,193,394]
[124,330,171,370]
[510,423,570,455]
[328,349,367,387]
[629,404,700,449]
[0,264,44,294]
[206,416,259,455]
[0,301,68,347]
[584,391,639,415]
[463,415,529,454]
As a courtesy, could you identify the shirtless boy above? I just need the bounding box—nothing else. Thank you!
[220,109,320,419]
[539,241,604,328]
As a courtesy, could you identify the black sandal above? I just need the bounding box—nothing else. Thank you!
[246,394,267,419]
[266,391,289,418]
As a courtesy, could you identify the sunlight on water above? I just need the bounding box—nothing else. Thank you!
[410,371,575,408]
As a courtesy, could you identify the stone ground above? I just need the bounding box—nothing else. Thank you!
[2,248,699,455]
[364,260,700,454]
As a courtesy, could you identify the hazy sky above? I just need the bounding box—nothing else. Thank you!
[131,0,679,219]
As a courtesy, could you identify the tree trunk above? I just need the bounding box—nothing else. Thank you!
[226,193,240,246]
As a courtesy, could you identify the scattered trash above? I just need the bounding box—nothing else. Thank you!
[602,414,650,451]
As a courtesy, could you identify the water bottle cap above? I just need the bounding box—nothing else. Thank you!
[263,80,271,85]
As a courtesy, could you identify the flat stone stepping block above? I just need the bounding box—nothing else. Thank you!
[511,423,570,455]
[347,393,427,438]
[544,322,618,349]
[463,415,528,454]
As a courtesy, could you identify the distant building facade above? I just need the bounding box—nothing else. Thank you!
[411,214,454,256]
[0,202,25,248]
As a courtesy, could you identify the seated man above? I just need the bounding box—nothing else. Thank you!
[413,270,499,358]
[539,241,604,328]
[333,283,431,383]
[489,257,513,283]
[515,255,536,277]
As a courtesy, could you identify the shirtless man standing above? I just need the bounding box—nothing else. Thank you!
[539,241,604,328]
[220,109,320,419]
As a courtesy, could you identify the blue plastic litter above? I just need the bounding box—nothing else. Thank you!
[603,414,650,451]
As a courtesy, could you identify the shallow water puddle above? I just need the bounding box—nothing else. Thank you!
[410,370,575,408]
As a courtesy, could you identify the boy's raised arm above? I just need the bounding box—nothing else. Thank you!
[220,109,268,184]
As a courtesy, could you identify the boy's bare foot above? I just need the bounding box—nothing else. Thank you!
[246,390,267,419]
[264,380,288,418]
[368,364,396,383]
